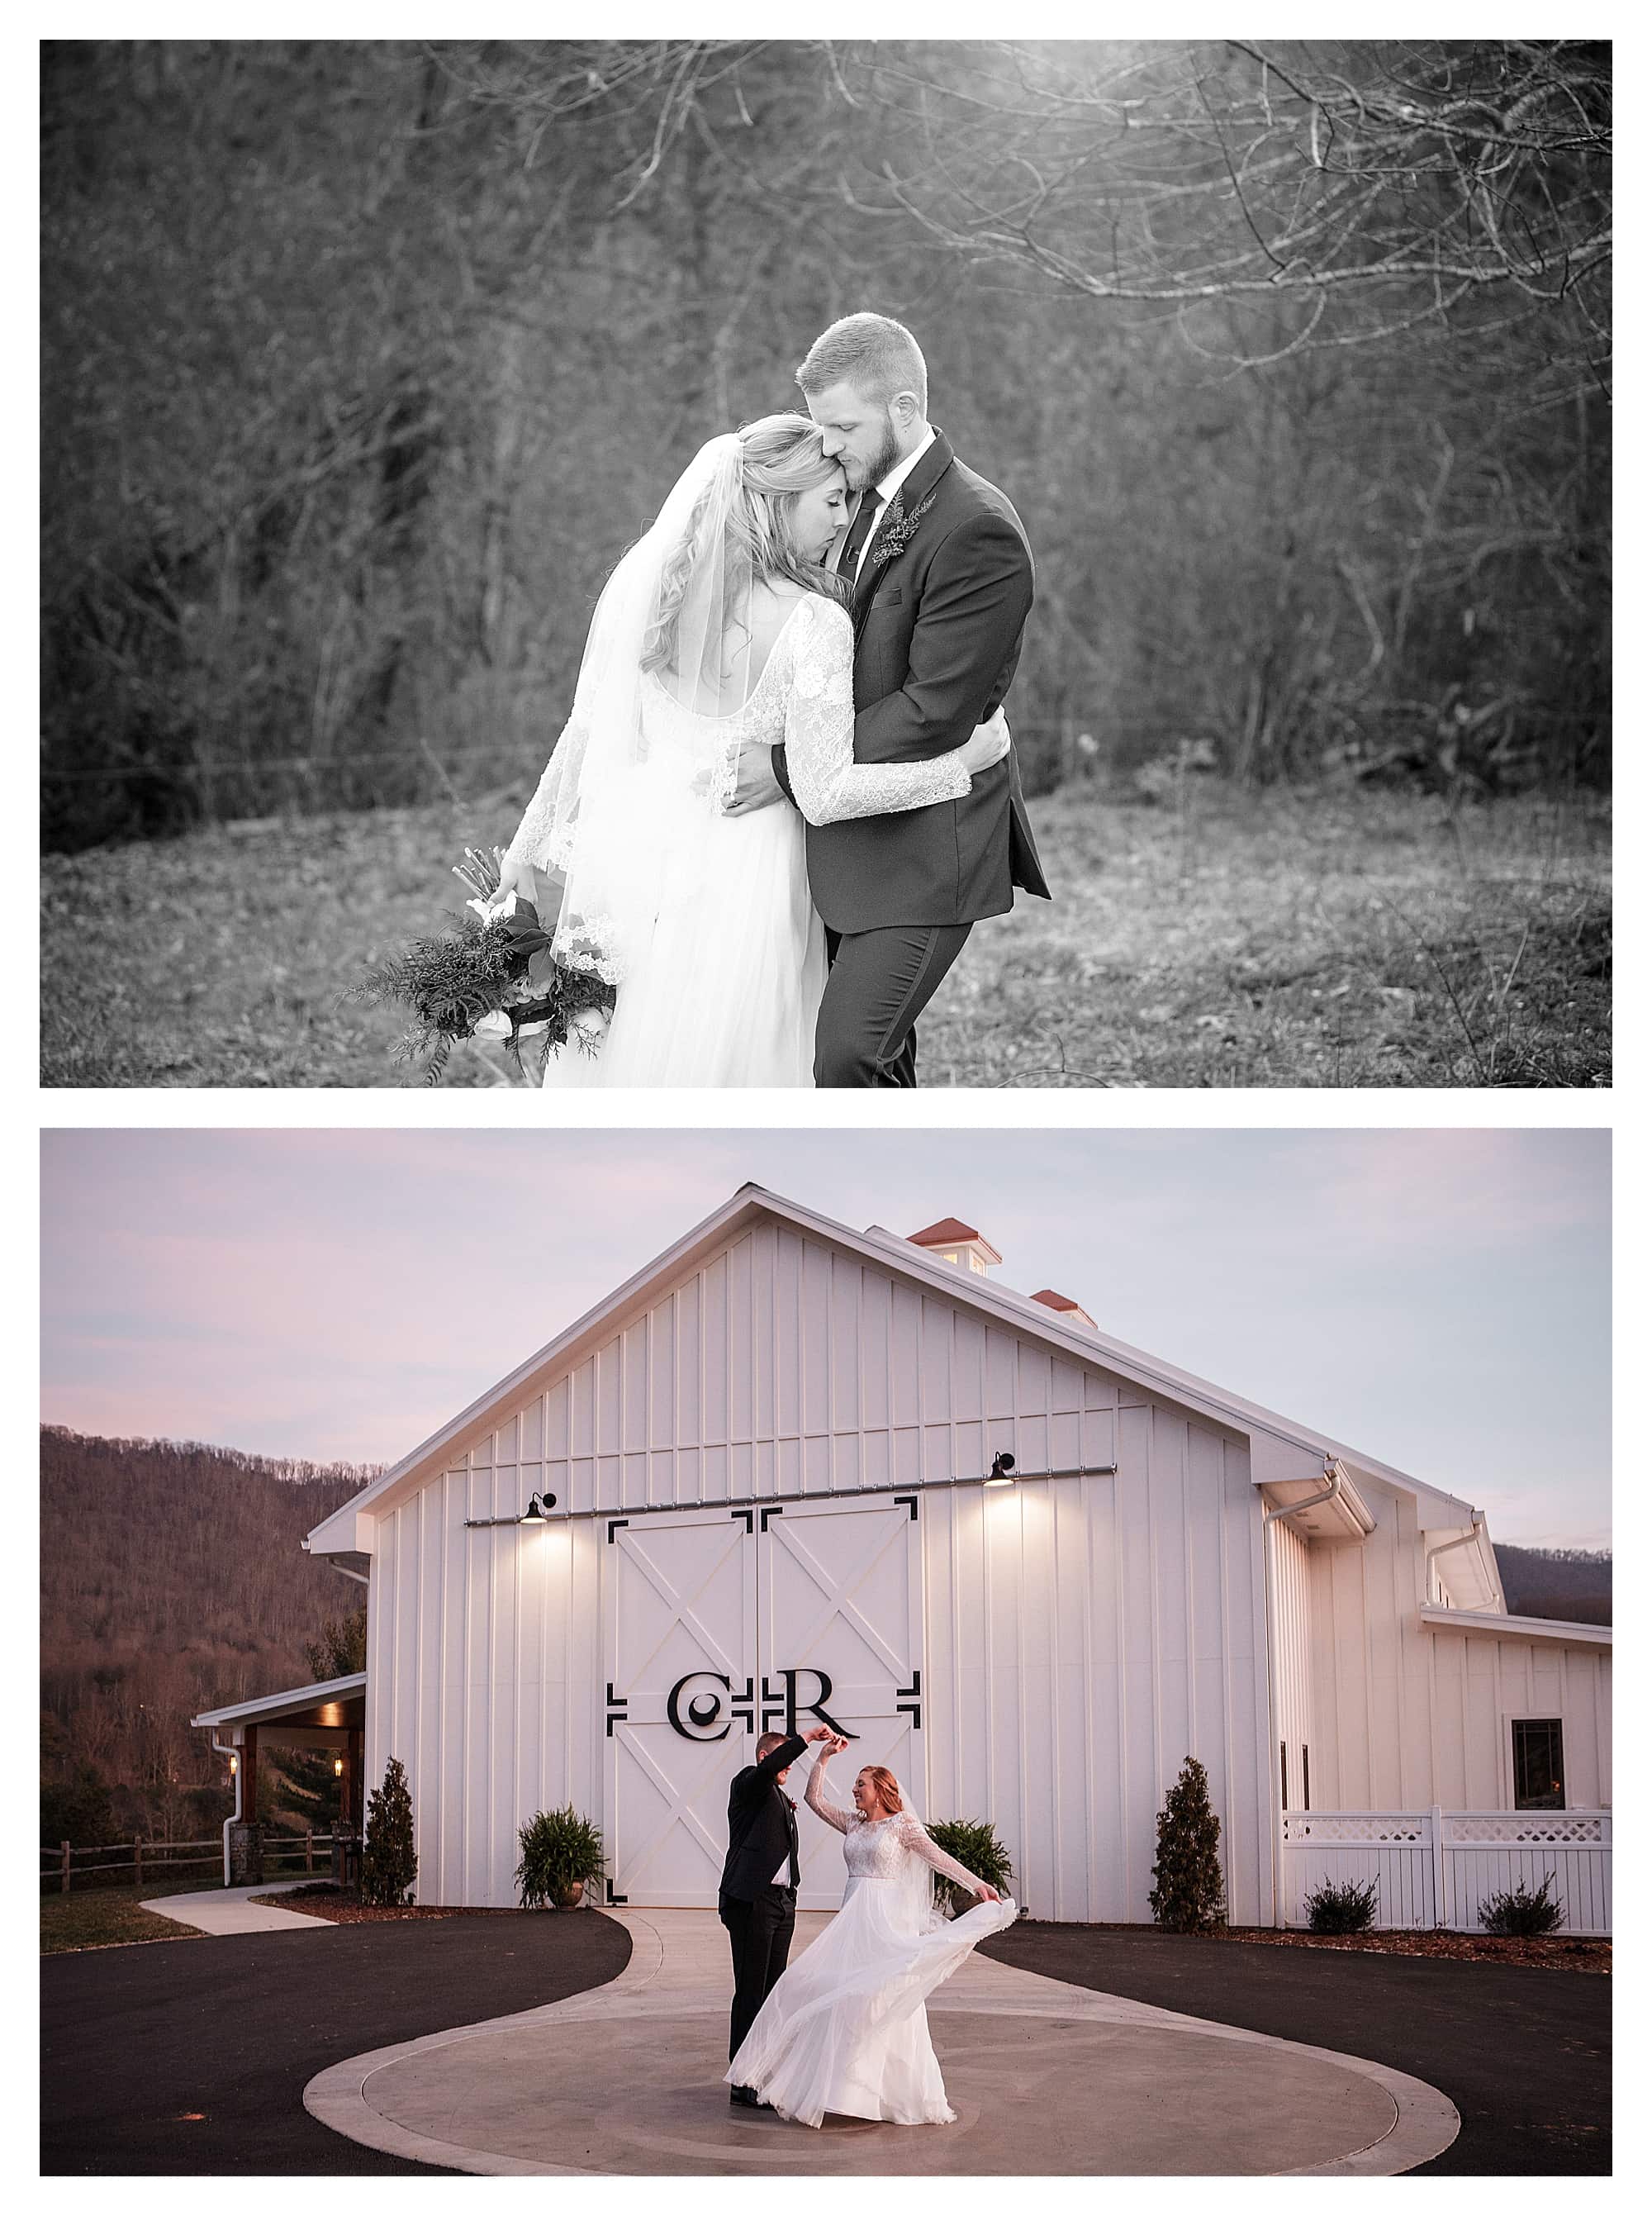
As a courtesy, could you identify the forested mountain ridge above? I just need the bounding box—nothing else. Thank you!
[1493,1544,1612,1626]
[40,1427,377,1839]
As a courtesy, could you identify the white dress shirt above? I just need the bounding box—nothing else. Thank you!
[843,424,937,585]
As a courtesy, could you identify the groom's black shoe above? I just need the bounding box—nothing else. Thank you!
[729,2085,761,2107]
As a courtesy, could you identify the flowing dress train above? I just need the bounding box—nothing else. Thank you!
[726,1762,1018,2127]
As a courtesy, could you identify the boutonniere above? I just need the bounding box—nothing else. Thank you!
[867,487,938,572]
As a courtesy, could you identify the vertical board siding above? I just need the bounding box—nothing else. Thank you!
[357,1224,1607,1919]
[1304,1481,1611,1825]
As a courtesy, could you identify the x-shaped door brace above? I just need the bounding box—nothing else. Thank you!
[615,1714,745,1881]
[610,1522,749,1691]
[762,1510,912,1686]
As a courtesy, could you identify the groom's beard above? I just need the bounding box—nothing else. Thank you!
[852,416,904,493]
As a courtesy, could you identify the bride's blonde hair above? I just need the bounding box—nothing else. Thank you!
[641,413,849,680]
[857,1766,904,1817]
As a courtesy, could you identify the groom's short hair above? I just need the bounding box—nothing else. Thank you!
[756,1731,787,1758]
[797,314,928,415]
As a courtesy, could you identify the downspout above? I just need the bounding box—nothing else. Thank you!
[329,1563,369,1587]
[1264,1458,1342,1526]
[1260,1461,1339,1926]
[1423,1511,1486,1606]
[211,1734,241,1889]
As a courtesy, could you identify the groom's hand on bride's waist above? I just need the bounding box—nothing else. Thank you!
[723,736,786,817]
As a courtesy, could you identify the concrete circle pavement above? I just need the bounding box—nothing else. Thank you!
[304,1908,1460,2176]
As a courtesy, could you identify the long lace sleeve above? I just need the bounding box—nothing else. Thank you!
[502,726,581,873]
[781,597,972,825]
[804,1757,853,1833]
[896,1814,990,1895]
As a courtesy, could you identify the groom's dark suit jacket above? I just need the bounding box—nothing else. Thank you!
[718,1733,807,1902]
[774,428,1051,933]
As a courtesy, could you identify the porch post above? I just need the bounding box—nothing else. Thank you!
[228,1725,263,1886]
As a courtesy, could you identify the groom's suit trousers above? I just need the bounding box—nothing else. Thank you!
[815,923,972,1088]
[719,1884,796,2062]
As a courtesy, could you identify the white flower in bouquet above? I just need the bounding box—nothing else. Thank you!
[472,1010,514,1042]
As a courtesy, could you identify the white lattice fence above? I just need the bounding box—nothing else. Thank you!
[1280,1809,1611,1935]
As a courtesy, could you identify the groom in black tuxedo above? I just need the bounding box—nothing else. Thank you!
[720,1724,832,2105]
[728,311,1051,1087]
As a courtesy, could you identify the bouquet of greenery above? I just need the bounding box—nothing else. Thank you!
[345,848,616,1086]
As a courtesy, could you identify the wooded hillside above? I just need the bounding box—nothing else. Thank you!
[40,1428,376,1840]
[1493,1543,1612,1627]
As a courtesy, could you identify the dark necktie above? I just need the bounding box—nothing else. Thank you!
[836,490,885,584]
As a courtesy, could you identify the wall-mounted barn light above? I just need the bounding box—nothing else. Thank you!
[519,1491,558,1524]
[228,1752,239,1776]
[985,1453,1018,1487]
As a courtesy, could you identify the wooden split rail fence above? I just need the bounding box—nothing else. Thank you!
[41,1831,353,1893]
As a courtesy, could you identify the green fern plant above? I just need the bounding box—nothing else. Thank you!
[924,1816,1014,1917]
[515,1805,606,1909]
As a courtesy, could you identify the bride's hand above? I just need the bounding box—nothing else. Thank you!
[976,1883,1002,1903]
[959,707,1011,778]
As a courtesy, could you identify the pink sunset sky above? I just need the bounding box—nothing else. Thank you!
[40,1127,1608,1548]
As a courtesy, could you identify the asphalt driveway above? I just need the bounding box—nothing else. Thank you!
[41,1909,633,2175]
[980,1924,1609,2176]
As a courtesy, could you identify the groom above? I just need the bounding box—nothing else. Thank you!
[728,311,1051,1086]
[720,1724,833,2105]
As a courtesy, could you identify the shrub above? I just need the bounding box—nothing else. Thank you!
[1304,1875,1381,1934]
[360,1755,417,1905]
[923,1817,1015,1918]
[515,1805,606,1909]
[1148,1755,1227,1932]
[1478,1873,1564,1936]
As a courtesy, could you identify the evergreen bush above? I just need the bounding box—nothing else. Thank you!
[1304,1875,1381,1933]
[360,1755,417,1905]
[1147,1755,1227,1931]
[923,1817,1014,1918]
[1478,1873,1564,1936]
[515,1805,606,1908]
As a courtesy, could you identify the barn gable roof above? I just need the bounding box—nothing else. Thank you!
[304,1183,1498,1593]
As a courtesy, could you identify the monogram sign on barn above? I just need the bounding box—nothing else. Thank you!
[601,1496,923,1907]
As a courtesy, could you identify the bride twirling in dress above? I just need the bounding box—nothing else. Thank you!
[727,1739,1018,2128]
[492,415,1008,1088]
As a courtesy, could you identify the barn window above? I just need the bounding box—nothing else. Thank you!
[1301,1744,1310,1811]
[1280,1741,1289,1809]
[1512,1719,1565,1809]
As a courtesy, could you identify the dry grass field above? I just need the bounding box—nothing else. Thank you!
[40,783,1609,1090]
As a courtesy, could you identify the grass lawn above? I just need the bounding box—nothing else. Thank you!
[40,1876,216,1955]
[41,782,1609,1088]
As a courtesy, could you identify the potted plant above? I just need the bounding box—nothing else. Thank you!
[515,1804,606,1910]
[923,1817,1015,1919]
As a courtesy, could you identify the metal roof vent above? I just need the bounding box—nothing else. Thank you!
[1031,1288,1096,1329]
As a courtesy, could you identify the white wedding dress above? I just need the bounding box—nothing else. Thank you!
[726,1761,1018,2128]
[504,595,971,1089]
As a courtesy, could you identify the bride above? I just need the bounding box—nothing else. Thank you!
[726,1736,1018,2128]
[492,416,1008,1088]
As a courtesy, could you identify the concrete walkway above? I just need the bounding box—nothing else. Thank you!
[141,1881,340,1937]
[305,1909,1460,2176]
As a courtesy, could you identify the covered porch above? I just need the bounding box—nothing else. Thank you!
[191,1672,367,1888]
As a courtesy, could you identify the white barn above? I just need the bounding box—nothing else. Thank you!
[290,1185,1610,1933]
